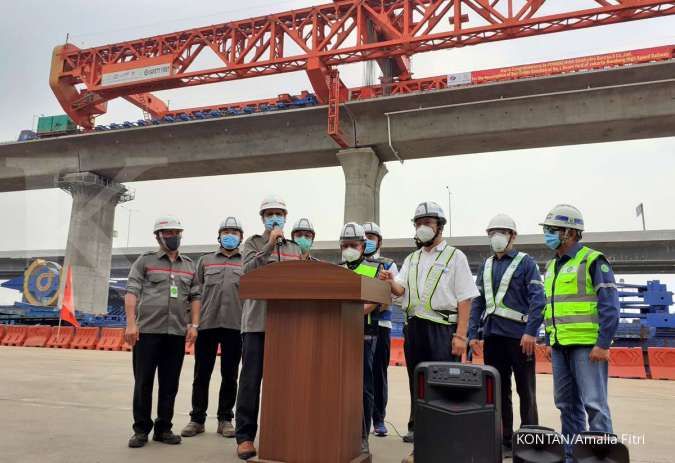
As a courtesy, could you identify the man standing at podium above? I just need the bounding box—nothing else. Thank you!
[468,214,545,456]
[362,222,399,438]
[235,196,303,460]
[378,201,479,457]
[339,222,384,455]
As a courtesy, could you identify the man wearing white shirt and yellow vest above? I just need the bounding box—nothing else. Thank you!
[379,201,479,456]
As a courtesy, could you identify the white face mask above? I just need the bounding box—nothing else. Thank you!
[490,233,510,253]
[342,247,362,263]
[415,225,436,243]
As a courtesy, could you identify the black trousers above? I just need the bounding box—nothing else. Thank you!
[363,334,377,439]
[484,334,539,444]
[132,333,186,434]
[372,325,391,425]
[189,328,242,424]
[403,317,459,432]
[235,332,265,444]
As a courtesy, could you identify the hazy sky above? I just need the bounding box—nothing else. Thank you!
[0,1,674,304]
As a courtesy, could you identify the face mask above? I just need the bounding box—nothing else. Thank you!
[264,215,285,231]
[342,247,362,263]
[295,236,313,253]
[490,233,510,253]
[160,235,181,251]
[415,225,436,244]
[544,232,561,250]
[220,234,240,250]
[364,239,378,255]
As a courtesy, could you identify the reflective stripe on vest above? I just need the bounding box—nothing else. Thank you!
[407,245,457,325]
[543,246,602,346]
[482,252,528,324]
[352,260,381,325]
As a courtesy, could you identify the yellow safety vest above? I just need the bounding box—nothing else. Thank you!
[406,245,457,325]
[483,252,529,323]
[543,246,602,346]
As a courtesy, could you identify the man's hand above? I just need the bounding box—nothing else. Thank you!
[186,325,198,345]
[125,322,139,347]
[520,334,536,356]
[267,228,284,246]
[378,270,394,281]
[469,339,483,357]
[589,346,610,362]
[452,335,467,357]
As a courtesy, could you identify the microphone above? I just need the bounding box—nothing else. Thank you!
[273,224,285,247]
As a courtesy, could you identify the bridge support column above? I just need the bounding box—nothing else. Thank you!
[58,172,134,314]
[337,147,387,224]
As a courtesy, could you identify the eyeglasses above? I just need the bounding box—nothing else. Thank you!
[543,226,563,234]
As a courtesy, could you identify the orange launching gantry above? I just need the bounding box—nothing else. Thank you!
[50,0,675,147]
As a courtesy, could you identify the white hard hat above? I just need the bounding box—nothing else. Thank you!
[362,222,382,239]
[259,195,287,215]
[292,218,315,234]
[412,201,447,224]
[539,204,585,231]
[340,222,366,241]
[153,215,184,233]
[486,214,517,233]
[219,216,243,233]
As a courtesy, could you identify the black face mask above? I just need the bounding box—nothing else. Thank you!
[160,235,181,251]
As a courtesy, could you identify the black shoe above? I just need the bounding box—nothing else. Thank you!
[153,430,182,445]
[403,431,414,443]
[128,433,148,448]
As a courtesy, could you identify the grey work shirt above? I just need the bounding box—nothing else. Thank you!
[126,250,200,336]
[196,248,243,331]
[240,231,303,333]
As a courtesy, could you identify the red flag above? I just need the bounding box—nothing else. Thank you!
[60,265,80,327]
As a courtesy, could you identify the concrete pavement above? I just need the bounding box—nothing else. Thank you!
[0,346,673,463]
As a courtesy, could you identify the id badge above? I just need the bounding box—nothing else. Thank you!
[170,284,178,299]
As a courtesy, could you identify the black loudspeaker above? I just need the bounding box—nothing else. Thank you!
[414,362,501,463]
[572,432,629,463]
[513,425,565,463]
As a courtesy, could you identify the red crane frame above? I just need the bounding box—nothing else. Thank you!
[50,0,675,142]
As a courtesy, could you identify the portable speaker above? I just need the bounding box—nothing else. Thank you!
[572,432,629,463]
[414,362,501,463]
[513,425,565,463]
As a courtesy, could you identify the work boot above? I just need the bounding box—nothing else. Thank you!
[181,421,205,437]
[373,422,388,437]
[402,431,414,443]
[401,451,415,463]
[237,441,257,460]
[128,433,148,448]
[361,437,370,454]
[153,430,182,445]
[218,420,236,438]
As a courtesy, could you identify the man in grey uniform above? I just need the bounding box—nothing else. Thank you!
[235,196,303,460]
[125,215,200,448]
[182,217,245,439]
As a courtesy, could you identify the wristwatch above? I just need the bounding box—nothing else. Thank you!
[188,323,199,329]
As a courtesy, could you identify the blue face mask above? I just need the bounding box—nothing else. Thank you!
[264,215,285,231]
[544,232,561,250]
[220,234,240,250]
[364,239,378,255]
[295,236,313,253]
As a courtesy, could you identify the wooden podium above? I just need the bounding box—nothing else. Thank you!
[239,260,391,463]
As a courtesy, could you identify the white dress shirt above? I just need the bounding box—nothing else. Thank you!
[395,240,479,317]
